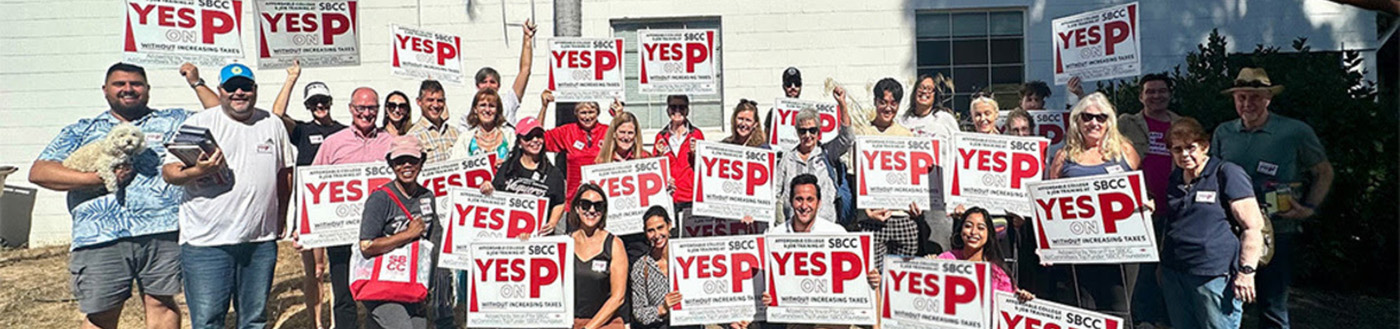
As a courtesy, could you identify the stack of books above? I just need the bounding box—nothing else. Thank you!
[165,126,219,166]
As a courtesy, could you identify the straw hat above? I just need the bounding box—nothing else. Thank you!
[1220,67,1285,95]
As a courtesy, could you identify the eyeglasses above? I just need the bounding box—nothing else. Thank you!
[1078,113,1110,123]
[796,127,820,136]
[575,199,607,212]
[351,105,380,114]
[385,102,411,111]
[221,80,255,93]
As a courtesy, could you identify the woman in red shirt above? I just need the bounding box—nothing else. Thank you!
[537,90,609,205]
[653,95,706,213]
[594,111,651,164]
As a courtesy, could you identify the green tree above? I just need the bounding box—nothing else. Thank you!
[1099,29,1398,297]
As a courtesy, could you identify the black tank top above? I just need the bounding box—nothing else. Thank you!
[574,233,616,318]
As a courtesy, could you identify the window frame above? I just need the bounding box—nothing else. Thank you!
[610,16,726,137]
[914,8,1028,115]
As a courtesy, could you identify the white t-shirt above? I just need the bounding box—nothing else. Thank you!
[898,110,960,140]
[456,88,521,131]
[771,217,848,234]
[165,108,294,246]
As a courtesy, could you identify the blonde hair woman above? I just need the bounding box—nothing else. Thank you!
[1049,92,1140,179]
[720,99,769,148]
[594,111,650,163]
[1043,92,1141,321]
[970,94,1001,134]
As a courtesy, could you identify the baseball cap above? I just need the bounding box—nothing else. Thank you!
[782,67,802,86]
[515,117,544,136]
[385,136,425,161]
[219,63,255,85]
[304,82,332,102]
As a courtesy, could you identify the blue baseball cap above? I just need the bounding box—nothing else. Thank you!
[219,63,255,85]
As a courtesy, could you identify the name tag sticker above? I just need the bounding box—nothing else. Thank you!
[309,135,324,144]
[573,140,586,150]
[419,199,433,215]
[145,133,164,144]
[1105,166,1126,174]
[1257,161,1279,176]
[1196,191,1218,203]
[591,260,607,272]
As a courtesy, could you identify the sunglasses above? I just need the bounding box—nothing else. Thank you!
[575,199,607,212]
[389,156,421,167]
[667,104,688,113]
[385,102,411,111]
[309,101,332,110]
[1078,113,1110,123]
[519,131,545,141]
[796,127,820,136]
[221,80,256,93]
[784,82,802,88]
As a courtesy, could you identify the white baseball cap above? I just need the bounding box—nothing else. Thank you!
[304,82,332,102]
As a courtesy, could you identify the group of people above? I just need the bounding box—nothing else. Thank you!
[32,21,1329,329]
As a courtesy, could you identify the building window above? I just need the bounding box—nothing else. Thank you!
[916,10,1024,114]
[611,18,724,132]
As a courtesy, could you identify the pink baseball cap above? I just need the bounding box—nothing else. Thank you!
[385,136,424,161]
[516,117,544,136]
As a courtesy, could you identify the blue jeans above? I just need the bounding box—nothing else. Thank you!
[1252,233,1295,329]
[181,241,278,329]
[1132,262,1169,324]
[1160,266,1242,329]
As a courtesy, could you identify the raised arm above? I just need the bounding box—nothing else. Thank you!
[535,89,554,125]
[512,19,537,100]
[181,63,220,109]
[271,60,302,133]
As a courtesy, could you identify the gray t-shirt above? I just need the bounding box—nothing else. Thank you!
[360,182,442,245]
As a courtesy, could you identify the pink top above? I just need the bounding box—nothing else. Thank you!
[1142,117,1174,214]
[937,251,1015,293]
[313,127,394,165]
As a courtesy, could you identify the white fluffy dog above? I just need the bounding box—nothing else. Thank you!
[63,123,146,192]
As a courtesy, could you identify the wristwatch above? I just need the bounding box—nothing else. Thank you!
[1240,264,1257,274]
[190,78,205,89]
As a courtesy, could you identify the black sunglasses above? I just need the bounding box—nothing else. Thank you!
[385,102,411,111]
[221,79,256,93]
[519,130,545,141]
[389,156,421,166]
[784,81,801,88]
[667,104,688,113]
[796,127,820,136]
[1079,113,1110,123]
[575,199,607,212]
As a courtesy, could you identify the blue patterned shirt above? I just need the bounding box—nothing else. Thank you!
[37,109,192,249]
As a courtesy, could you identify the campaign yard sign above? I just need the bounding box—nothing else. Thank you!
[638,29,718,95]
[765,233,877,325]
[768,98,840,151]
[946,133,1049,216]
[292,154,497,248]
[668,235,768,325]
[1052,2,1142,84]
[467,238,574,328]
[579,157,673,236]
[998,110,1071,164]
[855,136,943,210]
[391,24,464,84]
[1028,171,1158,264]
[995,291,1124,329]
[548,38,625,102]
[255,0,360,68]
[439,189,549,270]
[881,257,995,329]
[124,0,246,67]
[693,141,777,222]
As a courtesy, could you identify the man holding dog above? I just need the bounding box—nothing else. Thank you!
[28,62,215,329]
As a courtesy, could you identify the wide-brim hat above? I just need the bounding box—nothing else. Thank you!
[1221,67,1284,95]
